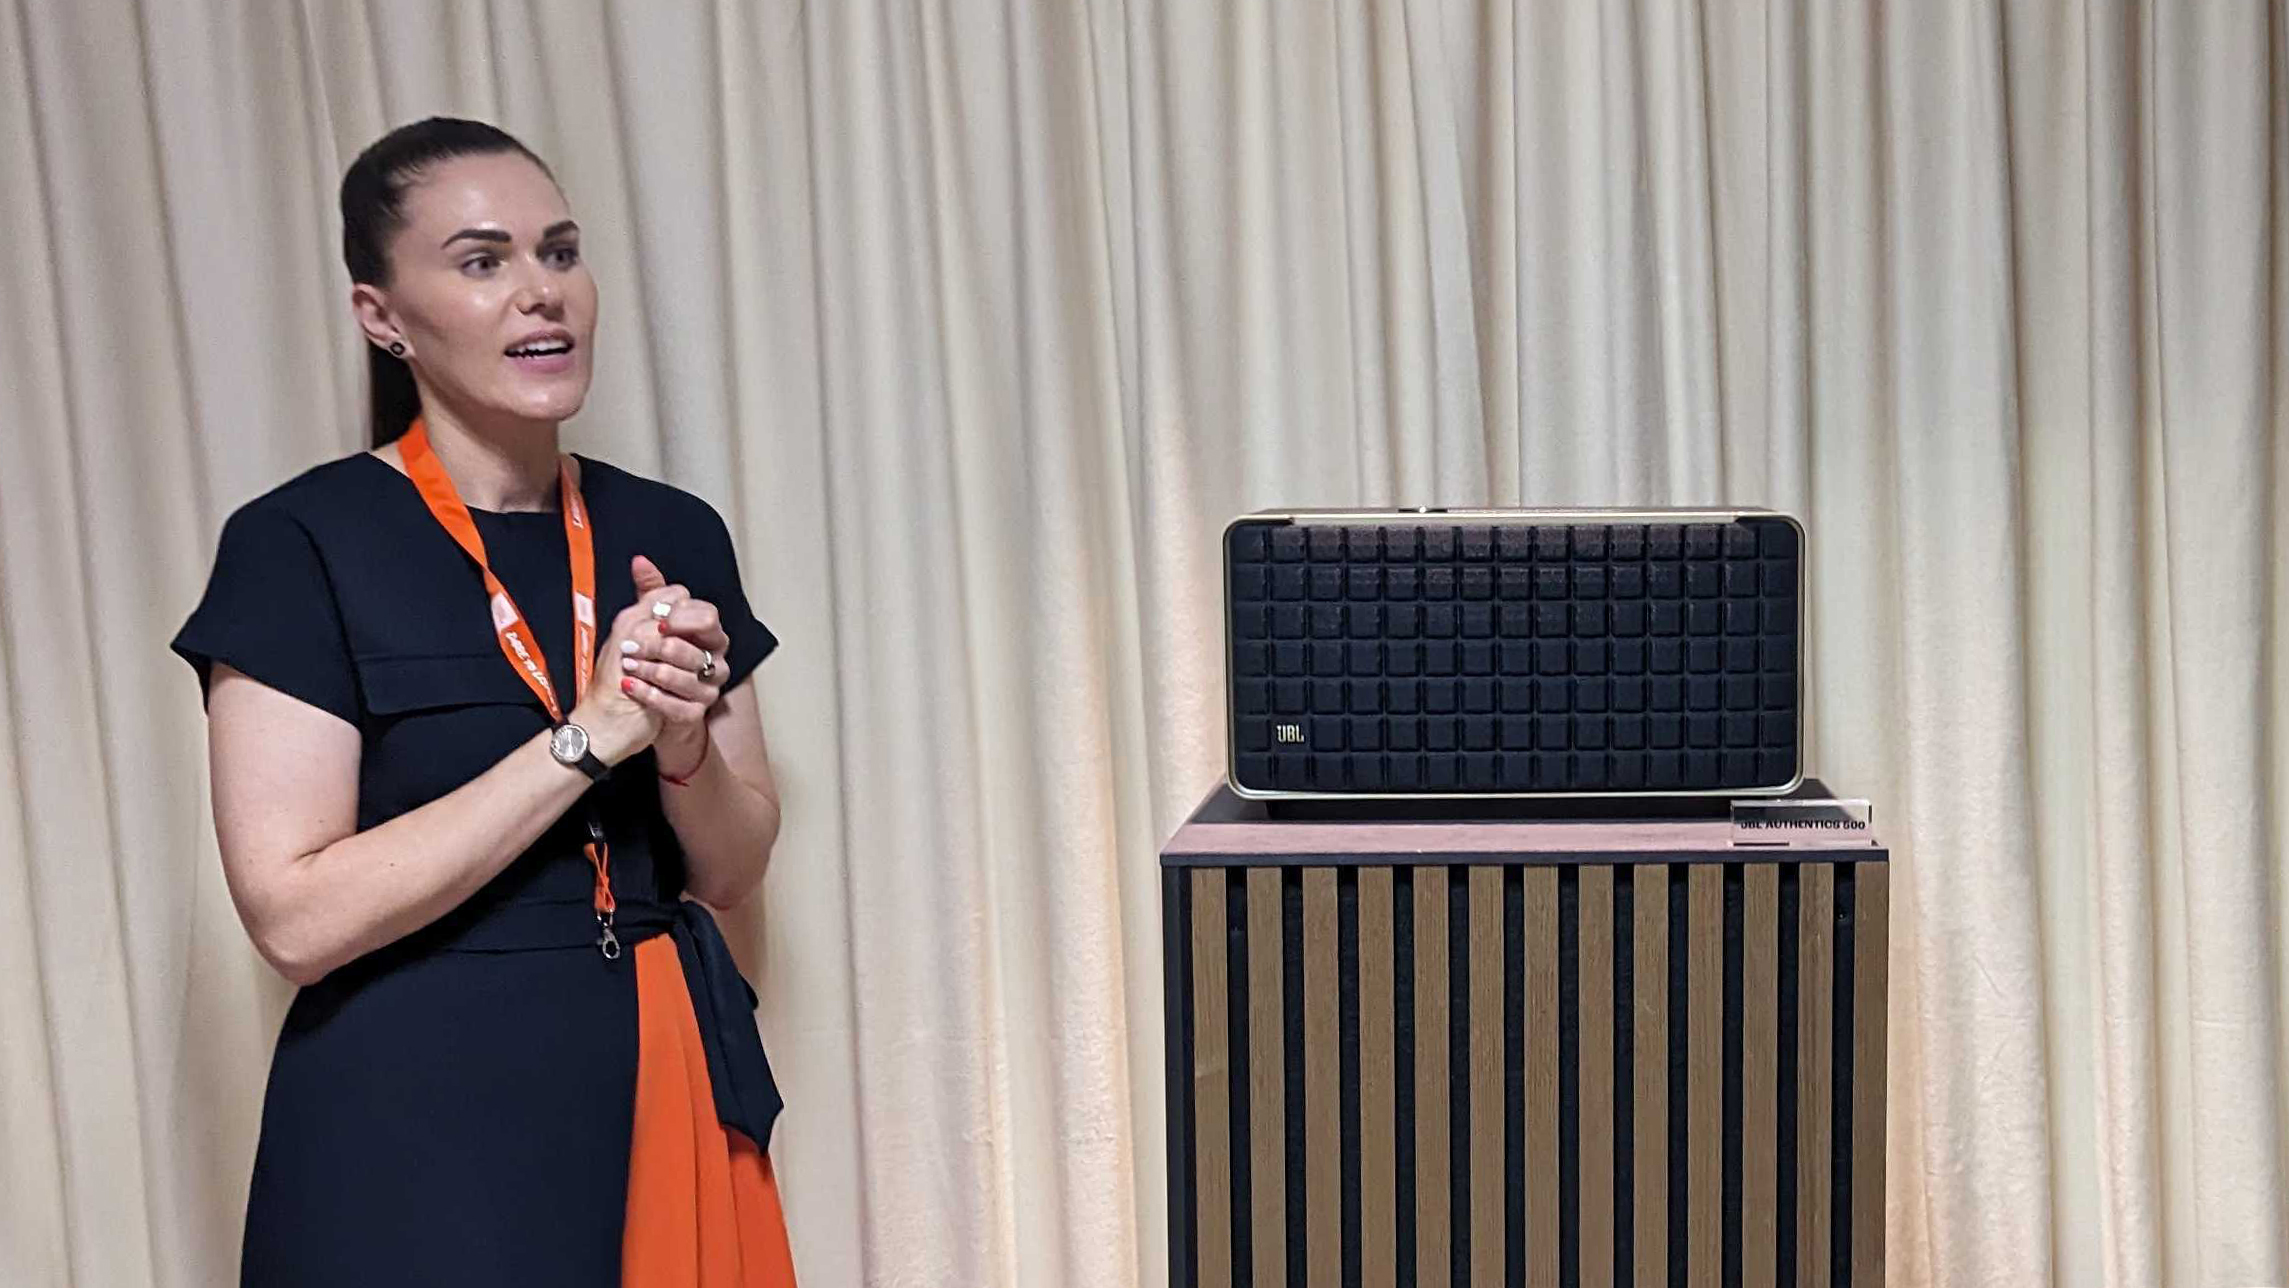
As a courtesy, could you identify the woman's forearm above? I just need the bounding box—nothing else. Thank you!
[251,730,594,984]
[660,747,781,908]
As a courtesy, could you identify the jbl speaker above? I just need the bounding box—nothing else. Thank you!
[1224,510,1806,799]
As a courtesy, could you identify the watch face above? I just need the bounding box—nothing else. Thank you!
[551,723,589,763]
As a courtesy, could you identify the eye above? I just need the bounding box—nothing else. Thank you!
[544,244,582,269]
[459,252,501,277]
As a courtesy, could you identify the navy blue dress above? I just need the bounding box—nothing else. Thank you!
[171,451,778,1286]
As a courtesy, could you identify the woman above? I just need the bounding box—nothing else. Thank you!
[171,117,797,1285]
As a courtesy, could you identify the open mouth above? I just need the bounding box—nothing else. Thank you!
[506,338,575,360]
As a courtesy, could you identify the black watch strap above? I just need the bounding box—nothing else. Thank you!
[572,749,609,782]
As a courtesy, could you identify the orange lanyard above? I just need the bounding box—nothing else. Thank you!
[400,418,619,952]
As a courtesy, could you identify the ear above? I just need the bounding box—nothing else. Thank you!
[350,282,402,352]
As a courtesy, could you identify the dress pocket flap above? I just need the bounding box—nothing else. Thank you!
[356,651,538,715]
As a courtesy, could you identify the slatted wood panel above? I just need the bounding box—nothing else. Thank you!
[1524,870,1560,1288]
[1578,866,1616,1288]
[1359,869,1397,1288]
[1246,867,1285,1287]
[1470,867,1506,1283]
[1687,866,1723,1280]
[1798,864,1834,1287]
[1742,865,1780,1288]
[1303,869,1340,1287]
[1633,865,1668,1288]
[1852,864,1889,1288]
[1170,858,1887,1287]
[1414,869,1451,1286]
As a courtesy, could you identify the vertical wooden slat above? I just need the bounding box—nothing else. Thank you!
[1632,866,1668,1288]
[1305,869,1341,1288]
[1526,868,1561,1288]
[1578,866,1616,1288]
[1797,864,1835,1288]
[1687,866,1723,1285]
[1852,864,1890,1288]
[1191,870,1231,1288]
[1743,865,1780,1288]
[1471,867,1507,1284]
[1415,868,1451,1288]
[1247,867,1285,1288]
[1359,869,1398,1288]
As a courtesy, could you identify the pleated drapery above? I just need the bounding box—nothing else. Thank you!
[1,2,2284,1284]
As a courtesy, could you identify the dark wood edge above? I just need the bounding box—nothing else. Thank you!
[1164,869,1195,1288]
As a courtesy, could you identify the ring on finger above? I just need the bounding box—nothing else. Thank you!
[697,649,717,683]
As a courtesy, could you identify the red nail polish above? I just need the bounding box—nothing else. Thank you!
[621,677,636,694]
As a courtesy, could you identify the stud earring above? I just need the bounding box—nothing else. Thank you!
[388,340,407,357]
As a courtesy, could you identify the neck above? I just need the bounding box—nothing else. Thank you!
[413,400,562,513]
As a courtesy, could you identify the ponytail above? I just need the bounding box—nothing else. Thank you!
[366,344,422,448]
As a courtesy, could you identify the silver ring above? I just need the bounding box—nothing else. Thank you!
[697,649,717,683]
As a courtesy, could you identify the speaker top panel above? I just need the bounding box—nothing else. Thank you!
[1224,508,1805,800]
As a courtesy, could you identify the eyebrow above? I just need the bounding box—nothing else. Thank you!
[440,220,580,249]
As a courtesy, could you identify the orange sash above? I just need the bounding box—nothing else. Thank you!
[625,936,800,1285]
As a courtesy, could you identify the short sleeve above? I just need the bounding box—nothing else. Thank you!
[686,500,778,692]
[170,501,361,724]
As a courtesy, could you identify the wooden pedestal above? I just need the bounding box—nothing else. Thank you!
[1161,786,1887,1288]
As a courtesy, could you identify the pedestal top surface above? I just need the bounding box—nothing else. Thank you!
[1161,779,1883,866]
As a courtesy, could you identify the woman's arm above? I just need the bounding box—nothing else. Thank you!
[654,681,781,909]
[206,596,668,987]
[209,670,596,985]
[613,554,782,909]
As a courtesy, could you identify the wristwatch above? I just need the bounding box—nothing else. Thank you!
[549,722,609,781]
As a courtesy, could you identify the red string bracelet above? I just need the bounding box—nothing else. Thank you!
[659,735,710,787]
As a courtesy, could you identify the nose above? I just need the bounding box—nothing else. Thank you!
[514,263,561,314]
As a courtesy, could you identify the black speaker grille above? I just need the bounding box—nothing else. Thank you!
[1227,514,1803,797]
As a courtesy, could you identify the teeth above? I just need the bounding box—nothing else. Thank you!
[509,340,570,357]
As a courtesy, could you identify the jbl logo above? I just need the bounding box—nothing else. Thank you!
[1274,723,1304,743]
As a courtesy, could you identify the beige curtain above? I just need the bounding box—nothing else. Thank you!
[2,1,2284,1284]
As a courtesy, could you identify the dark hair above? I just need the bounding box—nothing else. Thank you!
[340,117,556,447]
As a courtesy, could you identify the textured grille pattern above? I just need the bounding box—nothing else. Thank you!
[1226,515,1803,796]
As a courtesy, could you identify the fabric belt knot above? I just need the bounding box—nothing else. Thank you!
[621,898,784,1150]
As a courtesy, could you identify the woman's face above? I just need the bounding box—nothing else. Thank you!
[354,151,597,428]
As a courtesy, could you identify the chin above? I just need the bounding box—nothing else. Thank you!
[529,394,590,423]
[494,384,591,426]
